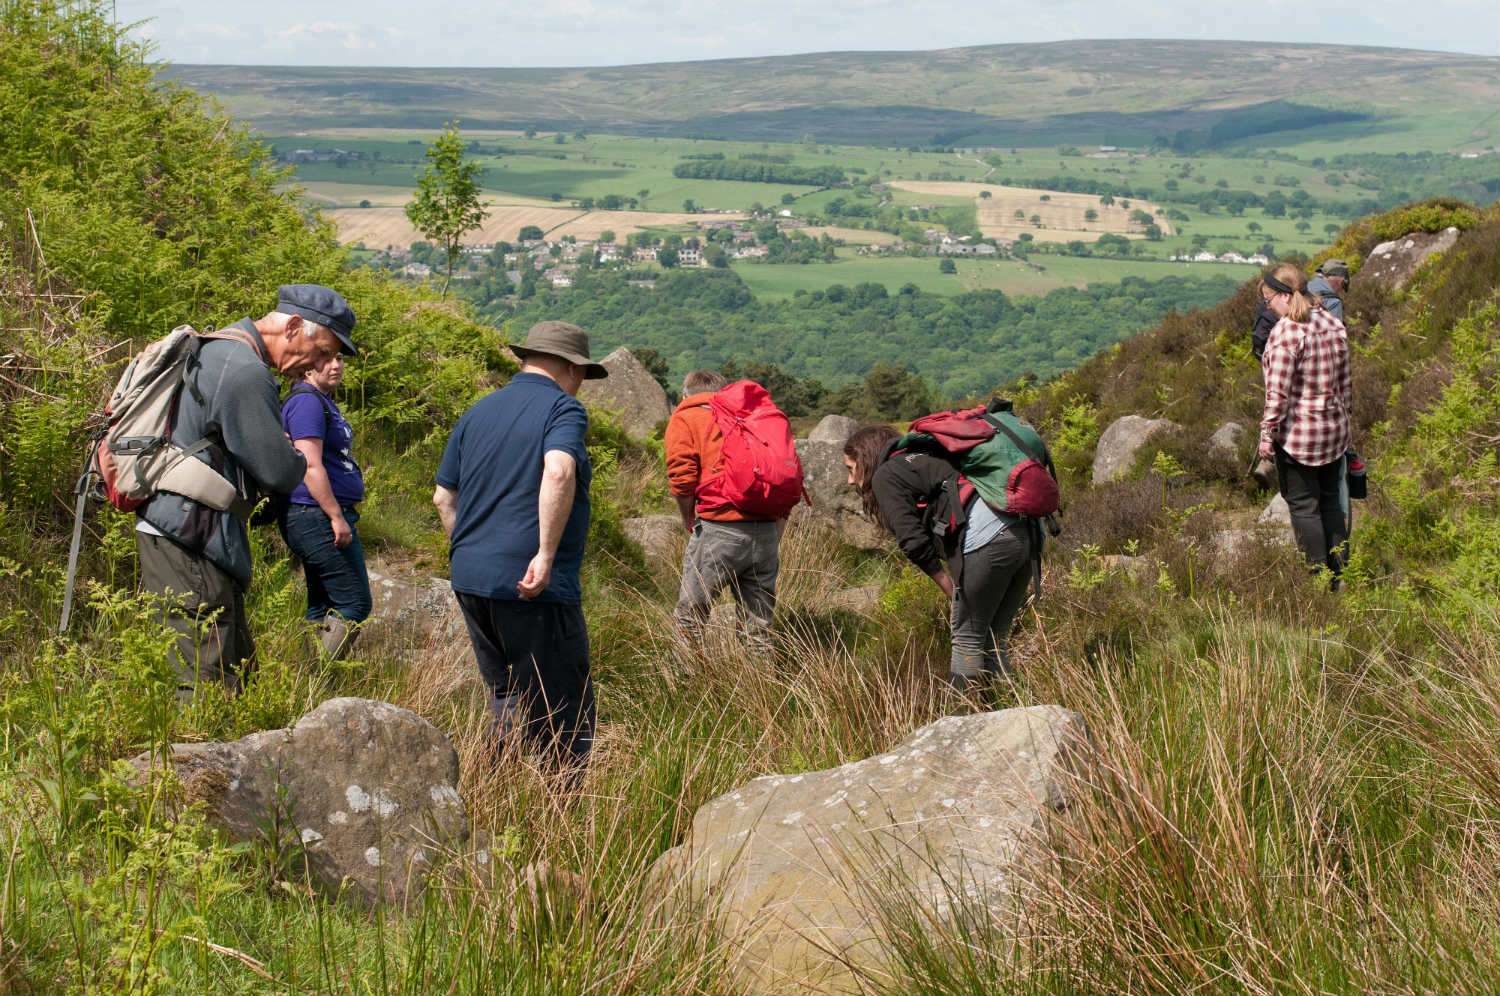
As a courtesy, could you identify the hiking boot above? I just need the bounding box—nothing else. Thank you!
[318,616,356,661]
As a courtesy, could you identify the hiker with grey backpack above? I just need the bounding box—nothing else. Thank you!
[843,400,1060,692]
[65,284,357,701]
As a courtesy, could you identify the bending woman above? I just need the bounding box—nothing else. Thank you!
[843,425,1035,691]
[1257,261,1353,585]
[281,351,372,657]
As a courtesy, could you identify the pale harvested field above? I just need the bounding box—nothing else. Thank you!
[888,181,1175,244]
[327,206,746,247]
[291,182,560,210]
[801,226,899,245]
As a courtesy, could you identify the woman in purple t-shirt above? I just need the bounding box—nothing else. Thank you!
[280,352,370,659]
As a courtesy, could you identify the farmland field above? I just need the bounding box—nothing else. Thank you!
[888,180,1175,242]
[730,251,1258,300]
[328,205,744,247]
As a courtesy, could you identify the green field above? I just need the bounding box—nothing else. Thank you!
[731,252,1261,300]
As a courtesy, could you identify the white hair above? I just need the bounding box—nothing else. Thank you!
[269,311,332,340]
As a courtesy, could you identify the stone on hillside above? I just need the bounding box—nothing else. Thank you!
[807,413,862,443]
[130,698,468,910]
[796,423,886,551]
[1361,227,1460,290]
[649,706,1092,994]
[1091,415,1181,486]
[577,347,670,440]
[366,564,466,645]
[624,514,686,569]
[827,584,884,616]
[1260,493,1291,526]
[1208,422,1246,462]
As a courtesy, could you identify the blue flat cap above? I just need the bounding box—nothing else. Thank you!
[277,284,357,355]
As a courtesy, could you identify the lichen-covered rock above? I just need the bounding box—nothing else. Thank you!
[577,347,670,440]
[623,513,687,570]
[648,706,1091,994]
[796,415,886,551]
[807,413,861,443]
[1091,415,1180,486]
[131,698,468,910]
[1208,421,1246,462]
[1361,227,1460,290]
[366,562,465,644]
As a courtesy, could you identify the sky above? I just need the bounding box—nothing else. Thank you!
[116,0,1500,66]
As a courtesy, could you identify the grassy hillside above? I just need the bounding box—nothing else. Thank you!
[4,5,1500,993]
[166,41,1500,152]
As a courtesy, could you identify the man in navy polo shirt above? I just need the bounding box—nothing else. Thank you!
[433,321,607,773]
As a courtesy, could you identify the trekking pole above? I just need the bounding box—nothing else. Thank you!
[59,434,101,635]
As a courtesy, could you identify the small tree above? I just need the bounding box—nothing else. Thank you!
[939,257,957,274]
[405,121,487,300]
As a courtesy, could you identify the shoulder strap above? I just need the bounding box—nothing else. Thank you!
[285,383,334,436]
[201,326,267,364]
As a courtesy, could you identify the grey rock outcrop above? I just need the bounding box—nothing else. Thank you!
[366,563,465,645]
[623,514,686,570]
[577,347,670,440]
[1259,493,1291,527]
[1091,415,1181,486]
[649,706,1091,994]
[796,415,886,550]
[1208,422,1246,462]
[131,698,468,909]
[1361,227,1460,290]
[807,413,861,443]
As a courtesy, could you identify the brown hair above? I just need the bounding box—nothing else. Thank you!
[1262,262,1314,323]
[682,370,727,395]
[843,424,900,518]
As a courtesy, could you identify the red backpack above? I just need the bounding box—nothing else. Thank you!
[695,380,808,519]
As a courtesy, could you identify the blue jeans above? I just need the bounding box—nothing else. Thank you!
[281,504,372,624]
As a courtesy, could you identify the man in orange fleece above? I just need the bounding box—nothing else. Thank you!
[664,370,782,650]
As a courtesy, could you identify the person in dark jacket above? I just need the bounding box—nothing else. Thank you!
[843,424,1036,691]
[136,284,356,699]
[1307,258,1349,321]
[280,348,371,660]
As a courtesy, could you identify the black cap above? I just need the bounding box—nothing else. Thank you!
[276,284,357,355]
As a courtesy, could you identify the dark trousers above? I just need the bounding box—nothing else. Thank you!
[455,593,595,765]
[951,527,1034,683]
[136,531,254,696]
[281,504,372,624]
[1275,448,1348,577]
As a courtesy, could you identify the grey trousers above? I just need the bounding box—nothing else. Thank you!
[674,518,779,650]
[950,527,1034,683]
[136,532,254,696]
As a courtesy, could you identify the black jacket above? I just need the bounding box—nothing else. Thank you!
[870,444,968,580]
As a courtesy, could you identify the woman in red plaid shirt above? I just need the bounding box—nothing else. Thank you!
[1257,262,1352,585]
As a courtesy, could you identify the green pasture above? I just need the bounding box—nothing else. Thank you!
[730,251,1260,300]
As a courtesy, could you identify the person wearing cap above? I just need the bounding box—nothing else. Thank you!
[1308,259,1350,321]
[433,320,607,773]
[280,346,370,661]
[137,283,358,699]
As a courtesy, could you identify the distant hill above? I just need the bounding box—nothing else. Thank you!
[166,40,1499,150]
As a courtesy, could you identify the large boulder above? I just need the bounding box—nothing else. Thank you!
[807,413,861,443]
[577,347,670,440]
[623,513,686,570]
[1207,421,1246,463]
[1091,415,1181,486]
[366,561,465,645]
[131,698,468,909]
[796,415,886,550]
[649,706,1091,994]
[1360,227,1460,290]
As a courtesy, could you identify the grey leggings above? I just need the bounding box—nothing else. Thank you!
[950,526,1034,684]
